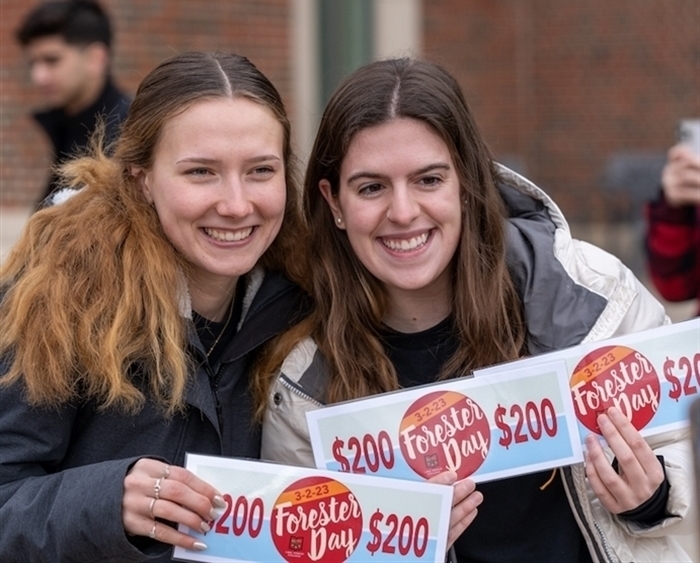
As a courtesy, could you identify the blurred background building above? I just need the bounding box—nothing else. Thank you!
[1,0,699,316]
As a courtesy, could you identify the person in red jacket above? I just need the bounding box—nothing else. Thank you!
[645,143,700,317]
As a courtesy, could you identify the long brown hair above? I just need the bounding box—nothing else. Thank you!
[0,51,303,414]
[254,57,525,414]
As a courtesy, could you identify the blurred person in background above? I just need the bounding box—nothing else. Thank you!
[645,143,700,318]
[16,0,130,207]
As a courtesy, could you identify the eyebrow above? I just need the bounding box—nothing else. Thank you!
[346,162,451,184]
[176,155,282,165]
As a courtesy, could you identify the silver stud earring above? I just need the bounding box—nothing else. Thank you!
[336,217,343,225]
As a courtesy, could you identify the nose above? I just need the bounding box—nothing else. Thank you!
[386,185,419,225]
[30,62,51,88]
[215,176,254,218]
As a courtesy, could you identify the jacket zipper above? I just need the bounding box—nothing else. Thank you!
[562,468,618,563]
[208,361,225,432]
[592,517,618,563]
[278,374,324,406]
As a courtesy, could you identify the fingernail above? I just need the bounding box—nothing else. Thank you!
[209,508,219,520]
[213,495,227,508]
[193,541,208,551]
[201,521,211,533]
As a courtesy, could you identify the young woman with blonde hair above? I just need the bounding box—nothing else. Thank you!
[0,51,308,561]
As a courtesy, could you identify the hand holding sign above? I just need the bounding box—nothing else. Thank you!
[476,319,700,442]
[584,407,665,514]
[174,454,453,563]
[427,471,482,548]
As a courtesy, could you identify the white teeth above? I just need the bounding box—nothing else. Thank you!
[381,232,429,251]
[204,227,253,242]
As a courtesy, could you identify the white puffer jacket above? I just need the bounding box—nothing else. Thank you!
[262,165,698,563]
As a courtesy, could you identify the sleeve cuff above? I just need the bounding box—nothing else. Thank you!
[614,455,671,527]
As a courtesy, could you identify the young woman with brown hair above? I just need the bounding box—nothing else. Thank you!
[257,58,695,562]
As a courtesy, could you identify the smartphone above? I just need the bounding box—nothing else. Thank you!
[677,118,700,155]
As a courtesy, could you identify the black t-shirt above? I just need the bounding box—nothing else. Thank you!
[382,318,670,561]
[381,318,594,563]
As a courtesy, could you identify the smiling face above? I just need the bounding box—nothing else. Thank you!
[137,96,286,307]
[321,118,463,316]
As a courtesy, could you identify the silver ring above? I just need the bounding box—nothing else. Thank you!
[161,464,170,479]
[148,522,157,539]
[149,497,157,518]
[153,477,163,500]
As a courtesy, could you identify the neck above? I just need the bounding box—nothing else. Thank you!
[382,287,452,333]
[64,75,107,116]
[189,277,238,321]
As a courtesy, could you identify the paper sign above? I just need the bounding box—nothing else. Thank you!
[306,361,583,484]
[475,319,700,442]
[172,454,453,563]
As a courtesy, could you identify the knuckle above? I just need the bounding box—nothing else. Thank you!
[628,436,647,452]
[167,480,189,503]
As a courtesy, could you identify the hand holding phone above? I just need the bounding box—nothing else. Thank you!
[661,121,700,207]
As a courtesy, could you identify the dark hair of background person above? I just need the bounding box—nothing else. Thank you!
[16,0,112,49]
[253,57,525,412]
[0,51,305,415]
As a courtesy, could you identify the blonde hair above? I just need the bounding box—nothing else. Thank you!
[1,52,304,414]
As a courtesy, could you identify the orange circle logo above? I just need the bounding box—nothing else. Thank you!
[570,345,660,433]
[270,476,363,562]
[399,390,490,480]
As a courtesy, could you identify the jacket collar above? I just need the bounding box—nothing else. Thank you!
[32,77,127,131]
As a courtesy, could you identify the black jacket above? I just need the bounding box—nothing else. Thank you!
[33,77,131,204]
[0,270,308,562]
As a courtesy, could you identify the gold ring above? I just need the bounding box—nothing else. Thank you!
[149,497,156,518]
[161,464,170,479]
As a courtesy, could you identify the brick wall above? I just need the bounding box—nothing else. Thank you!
[4,0,699,224]
[1,0,292,205]
[423,0,700,223]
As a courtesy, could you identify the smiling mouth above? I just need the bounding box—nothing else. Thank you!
[380,231,431,252]
[203,227,254,242]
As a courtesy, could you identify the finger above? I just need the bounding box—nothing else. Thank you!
[164,465,226,506]
[584,430,658,513]
[447,507,479,548]
[151,497,214,535]
[674,185,700,206]
[595,411,642,479]
[155,474,224,524]
[602,408,662,485]
[451,478,477,506]
[428,470,457,486]
[584,440,621,514]
[590,414,642,503]
[144,520,208,552]
[447,488,482,548]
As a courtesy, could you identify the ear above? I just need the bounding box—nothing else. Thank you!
[130,166,153,204]
[85,42,110,76]
[319,179,345,229]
